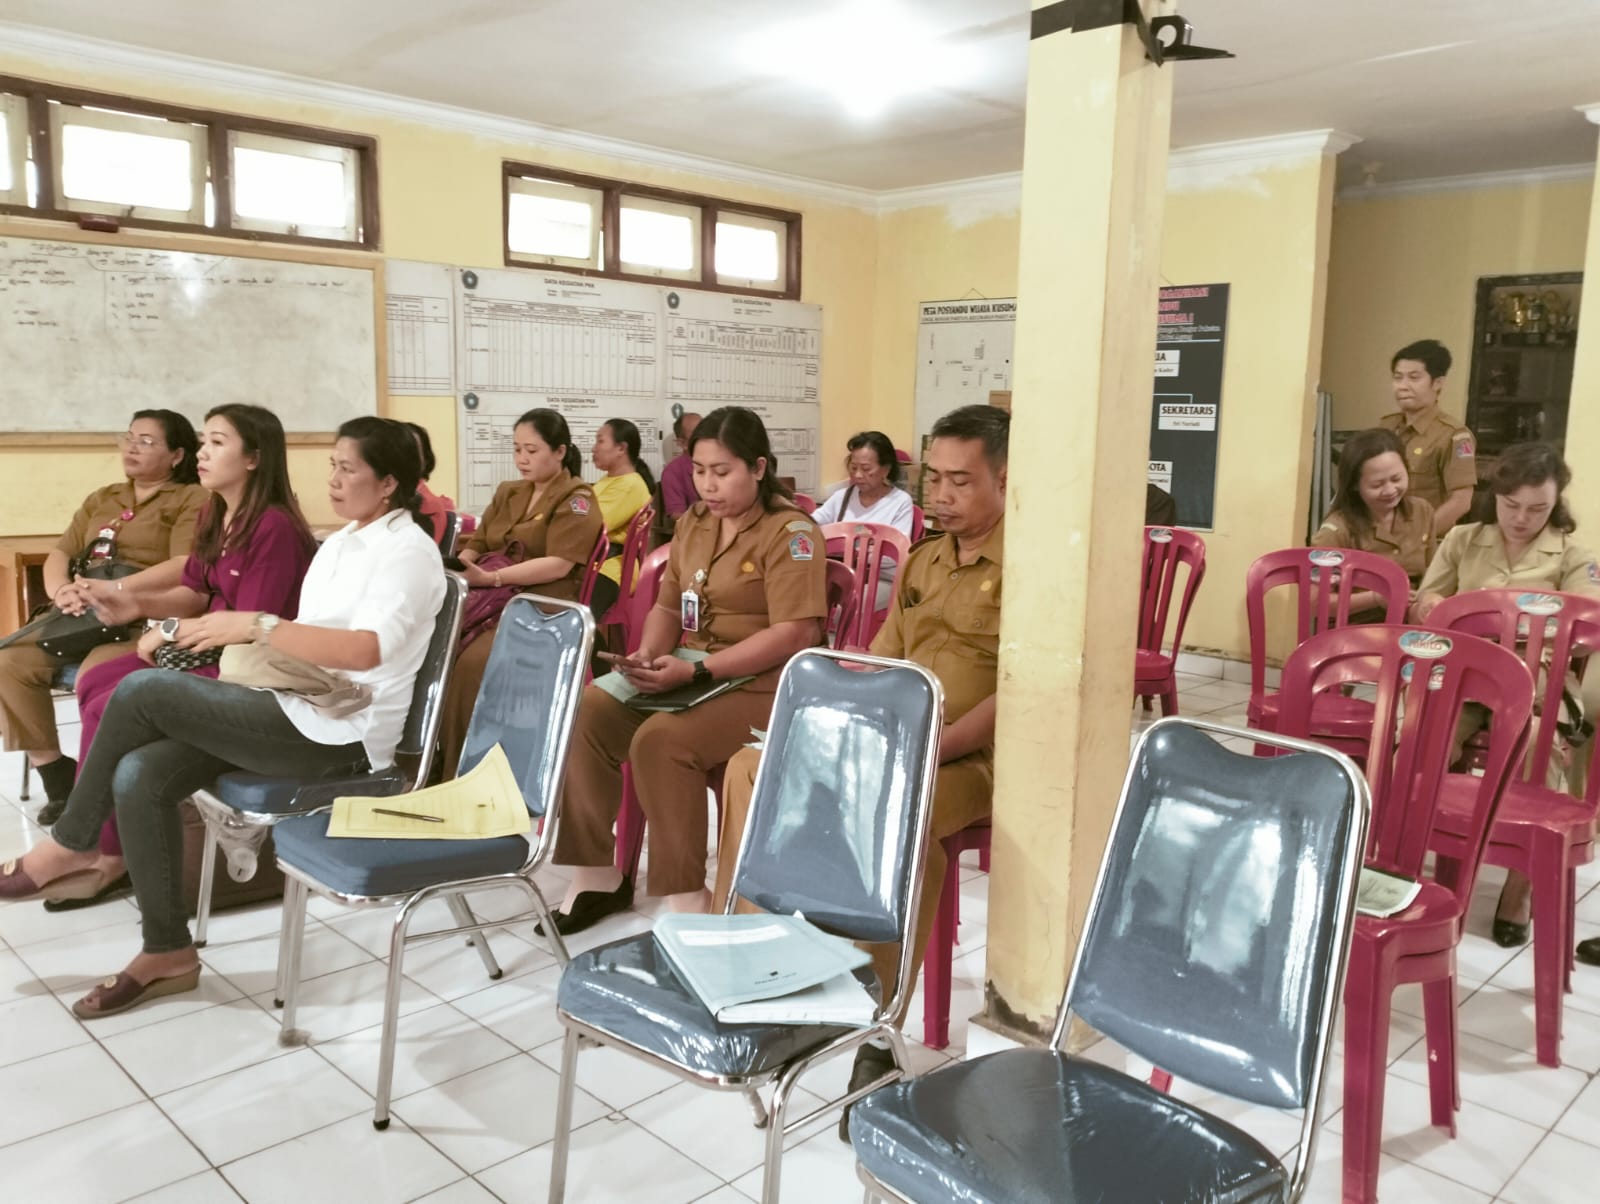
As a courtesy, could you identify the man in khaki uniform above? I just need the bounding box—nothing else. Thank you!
[1379,339,1476,534]
[712,403,1007,1139]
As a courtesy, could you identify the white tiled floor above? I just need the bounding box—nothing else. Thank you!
[0,676,1595,1201]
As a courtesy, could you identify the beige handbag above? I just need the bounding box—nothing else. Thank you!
[218,644,372,719]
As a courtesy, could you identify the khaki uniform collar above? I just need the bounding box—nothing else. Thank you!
[931,515,1005,568]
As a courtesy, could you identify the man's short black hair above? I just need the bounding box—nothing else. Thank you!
[929,404,1010,472]
[1390,339,1452,379]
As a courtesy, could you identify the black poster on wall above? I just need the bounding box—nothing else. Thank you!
[1148,283,1230,529]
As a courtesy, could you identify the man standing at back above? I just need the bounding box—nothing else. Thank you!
[659,410,702,521]
[1380,339,1477,534]
[711,403,1006,1138]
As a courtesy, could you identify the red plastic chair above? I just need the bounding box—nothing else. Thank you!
[1277,625,1533,1204]
[910,504,927,541]
[921,820,990,1050]
[615,555,856,881]
[599,505,657,627]
[1135,527,1206,715]
[822,521,909,648]
[1428,589,1600,1068]
[1245,547,1412,758]
[576,528,609,610]
[793,492,818,515]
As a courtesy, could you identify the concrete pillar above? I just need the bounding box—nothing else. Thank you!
[1562,106,1600,528]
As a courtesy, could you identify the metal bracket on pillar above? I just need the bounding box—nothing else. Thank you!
[1030,1,1235,66]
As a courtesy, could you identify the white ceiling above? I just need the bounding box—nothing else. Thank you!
[3,0,1598,193]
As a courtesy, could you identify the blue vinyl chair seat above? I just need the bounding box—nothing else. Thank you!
[271,811,529,897]
[211,768,399,817]
[558,933,881,1080]
[850,1048,1286,1204]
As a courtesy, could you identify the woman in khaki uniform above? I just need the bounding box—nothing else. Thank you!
[1413,442,1600,947]
[546,406,827,931]
[1311,427,1436,616]
[437,408,604,778]
[0,410,205,819]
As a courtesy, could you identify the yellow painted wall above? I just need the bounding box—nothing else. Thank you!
[1321,178,1593,431]
[1564,135,1600,535]
[0,49,879,533]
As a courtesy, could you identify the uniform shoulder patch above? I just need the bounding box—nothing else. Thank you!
[788,533,814,561]
[1453,433,1475,458]
[569,494,592,515]
[785,519,814,533]
[1588,561,1600,585]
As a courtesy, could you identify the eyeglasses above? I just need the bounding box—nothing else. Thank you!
[117,434,162,450]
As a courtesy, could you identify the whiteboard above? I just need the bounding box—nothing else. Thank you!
[913,298,1016,445]
[452,266,823,512]
[0,235,377,434]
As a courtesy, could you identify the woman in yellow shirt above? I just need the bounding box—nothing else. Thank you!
[589,418,656,617]
[1412,442,1600,949]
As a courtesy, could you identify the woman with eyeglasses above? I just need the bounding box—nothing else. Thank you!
[0,411,207,825]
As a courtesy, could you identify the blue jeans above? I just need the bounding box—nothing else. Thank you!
[52,671,365,953]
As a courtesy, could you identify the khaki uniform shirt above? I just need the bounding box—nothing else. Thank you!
[463,470,603,600]
[658,501,827,654]
[870,518,1003,730]
[1311,496,1437,584]
[1379,407,1477,509]
[1419,522,1600,600]
[56,479,207,568]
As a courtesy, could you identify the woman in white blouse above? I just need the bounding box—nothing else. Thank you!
[812,431,916,537]
[0,417,446,1020]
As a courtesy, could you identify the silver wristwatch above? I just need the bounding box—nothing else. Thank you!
[159,617,182,643]
[253,613,281,645]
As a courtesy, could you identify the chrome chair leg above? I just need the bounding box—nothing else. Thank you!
[374,896,420,1130]
[193,816,219,948]
[447,894,502,980]
[527,880,572,966]
[276,878,310,1045]
[548,1029,581,1203]
[745,1087,769,1129]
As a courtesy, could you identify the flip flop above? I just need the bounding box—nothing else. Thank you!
[71,966,202,1020]
[0,859,102,903]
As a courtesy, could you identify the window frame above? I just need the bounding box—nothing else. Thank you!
[502,161,802,300]
[0,92,27,207]
[506,174,605,270]
[0,73,380,250]
[51,102,208,224]
[714,209,789,293]
[618,193,702,281]
[227,129,361,242]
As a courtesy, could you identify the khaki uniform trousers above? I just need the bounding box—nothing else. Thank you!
[553,678,779,897]
[712,744,993,1025]
[0,640,135,753]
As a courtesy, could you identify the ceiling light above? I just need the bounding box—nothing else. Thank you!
[739,1,978,120]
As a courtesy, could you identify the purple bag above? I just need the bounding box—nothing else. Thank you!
[458,541,525,650]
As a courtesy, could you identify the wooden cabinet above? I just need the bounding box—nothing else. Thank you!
[1466,272,1583,473]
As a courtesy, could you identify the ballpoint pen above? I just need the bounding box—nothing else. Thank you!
[372,808,445,823]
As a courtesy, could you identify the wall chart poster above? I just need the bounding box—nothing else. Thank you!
[1148,283,1229,529]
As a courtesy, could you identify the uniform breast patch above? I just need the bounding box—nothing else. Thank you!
[788,534,814,561]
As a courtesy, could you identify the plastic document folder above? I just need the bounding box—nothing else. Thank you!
[653,912,878,1026]
[326,743,531,840]
[1355,867,1422,918]
[593,649,754,714]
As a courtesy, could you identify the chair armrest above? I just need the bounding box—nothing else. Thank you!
[289,768,407,812]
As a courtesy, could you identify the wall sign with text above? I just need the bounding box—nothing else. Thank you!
[1148,283,1229,529]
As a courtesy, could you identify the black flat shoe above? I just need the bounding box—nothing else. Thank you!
[44,872,132,913]
[35,797,67,826]
[839,1043,898,1142]
[534,878,634,938]
[1493,918,1530,948]
[1577,938,1600,967]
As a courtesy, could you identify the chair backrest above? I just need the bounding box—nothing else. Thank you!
[393,573,468,790]
[822,521,909,647]
[1430,588,1600,802]
[823,559,860,649]
[793,492,818,515]
[437,510,463,557]
[1277,624,1534,901]
[1245,547,1412,702]
[615,503,657,601]
[909,504,926,542]
[622,544,673,654]
[1060,718,1368,1198]
[727,648,943,1020]
[1137,527,1206,656]
[457,595,595,859]
[576,527,609,608]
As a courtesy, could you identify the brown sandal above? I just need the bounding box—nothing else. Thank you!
[71,966,202,1019]
[0,859,102,903]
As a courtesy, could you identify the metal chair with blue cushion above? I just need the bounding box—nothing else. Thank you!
[851,716,1370,1204]
[548,647,945,1204]
[188,573,467,948]
[269,592,594,1129]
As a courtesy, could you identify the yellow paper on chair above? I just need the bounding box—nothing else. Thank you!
[326,744,531,840]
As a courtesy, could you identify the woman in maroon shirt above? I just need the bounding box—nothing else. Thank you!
[65,405,316,904]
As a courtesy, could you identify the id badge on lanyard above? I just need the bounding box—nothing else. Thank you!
[682,568,707,632]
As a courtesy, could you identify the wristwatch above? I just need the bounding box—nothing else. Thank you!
[159,617,182,643]
[691,661,714,686]
[254,613,281,645]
